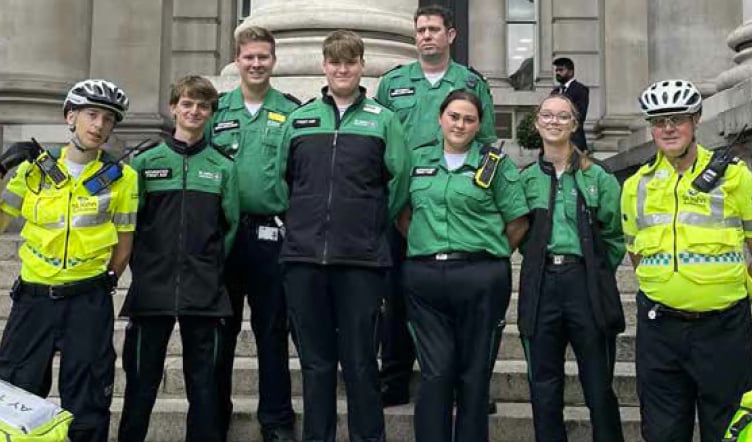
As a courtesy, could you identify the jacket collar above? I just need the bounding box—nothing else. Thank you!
[320,86,367,108]
[165,132,208,155]
[537,147,580,177]
[408,60,461,85]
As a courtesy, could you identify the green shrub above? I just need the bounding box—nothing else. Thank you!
[516,113,542,150]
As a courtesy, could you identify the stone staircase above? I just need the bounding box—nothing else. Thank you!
[0,234,647,441]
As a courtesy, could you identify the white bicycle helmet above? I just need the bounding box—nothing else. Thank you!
[63,79,129,122]
[639,79,702,118]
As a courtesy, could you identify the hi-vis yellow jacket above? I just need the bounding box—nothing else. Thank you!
[621,144,752,311]
[0,146,138,285]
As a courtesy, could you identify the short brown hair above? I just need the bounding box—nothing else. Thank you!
[235,26,276,57]
[322,30,364,61]
[414,5,454,29]
[169,75,219,112]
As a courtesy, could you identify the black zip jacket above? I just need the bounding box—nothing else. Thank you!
[518,152,625,337]
[279,87,410,267]
[121,134,239,317]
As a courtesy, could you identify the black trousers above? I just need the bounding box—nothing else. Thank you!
[218,216,294,435]
[404,258,510,442]
[284,263,385,442]
[118,315,223,442]
[379,227,415,397]
[523,263,624,442]
[636,291,752,442]
[0,283,115,442]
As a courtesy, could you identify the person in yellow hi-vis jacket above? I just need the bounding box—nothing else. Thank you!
[621,79,752,442]
[0,79,138,442]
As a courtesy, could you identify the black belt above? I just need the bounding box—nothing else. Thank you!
[546,254,583,266]
[12,272,115,300]
[642,293,745,321]
[241,213,284,227]
[412,252,496,261]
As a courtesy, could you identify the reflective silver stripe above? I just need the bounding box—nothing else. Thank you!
[636,175,673,229]
[113,212,136,226]
[41,215,66,229]
[98,190,112,213]
[677,212,741,228]
[625,235,635,246]
[71,212,110,227]
[744,220,752,232]
[636,174,739,229]
[1,191,22,210]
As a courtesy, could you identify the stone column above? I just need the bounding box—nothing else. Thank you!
[213,0,418,100]
[0,0,93,144]
[596,0,649,152]
[716,0,752,92]
[90,0,173,146]
[468,0,505,86]
[649,0,740,95]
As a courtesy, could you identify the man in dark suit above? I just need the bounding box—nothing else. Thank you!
[553,57,589,151]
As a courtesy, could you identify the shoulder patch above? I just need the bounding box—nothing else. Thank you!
[380,64,403,77]
[283,93,302,106]
[210,143,235,161]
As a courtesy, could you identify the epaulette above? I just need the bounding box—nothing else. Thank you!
[300,97,317,107]
[520,161,538,172]
[210,142,235,161]
[372,96,389,108]
[466,66,489,89]
[283,93,302,106]
[132,138,162,157]
[413,139,438,150]
[380,64,403,77]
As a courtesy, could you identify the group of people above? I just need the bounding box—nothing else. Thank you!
[0,3,750,442]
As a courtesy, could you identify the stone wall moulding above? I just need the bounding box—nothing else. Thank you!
[235,6,415,38]
[716,20,752,92]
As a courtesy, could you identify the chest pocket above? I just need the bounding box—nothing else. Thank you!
[409,177,434,209]
[21,186,66,227]
[453,177,495,214]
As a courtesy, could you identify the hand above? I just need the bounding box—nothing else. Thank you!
[0,142,42,177]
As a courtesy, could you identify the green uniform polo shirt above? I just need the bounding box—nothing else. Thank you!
[406,139,529,258]
[208,86,299,215]
[548,172,582,256]
[376,61,497,150]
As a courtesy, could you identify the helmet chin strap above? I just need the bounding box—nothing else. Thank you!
[70,133,99,152]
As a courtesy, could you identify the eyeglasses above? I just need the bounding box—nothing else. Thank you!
[649,114,694,129]
[537,112,573,124]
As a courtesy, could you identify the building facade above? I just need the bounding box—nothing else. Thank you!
[2,0,752,167]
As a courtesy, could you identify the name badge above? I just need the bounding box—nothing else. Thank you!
[412,167,438,177]
[389,87,416,98]
[143,168,172,179]
[293,118,321,129]
[213,120,240,133]
[257,226,280,242]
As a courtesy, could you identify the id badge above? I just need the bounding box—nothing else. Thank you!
[257,226,279,241]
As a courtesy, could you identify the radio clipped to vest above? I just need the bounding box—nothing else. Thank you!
[83,138,159,195]
[474,142,505,189]
[31,138,68,188]
[692,124,748,193]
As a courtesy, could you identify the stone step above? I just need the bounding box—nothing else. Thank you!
[0,288,643,327]
[4,319,634,362]
[43,356,639,407]
[96,397,644,442]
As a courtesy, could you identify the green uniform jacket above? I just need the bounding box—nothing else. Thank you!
[279,86,411,267]
[123,135,239,317]
[376,61,497,149]
[407,138,529,257]
[208,86,299,215]
[518,153,625,336]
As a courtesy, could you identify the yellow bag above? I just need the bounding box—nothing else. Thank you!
[0,380,73,441]
[724,391,752,442]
